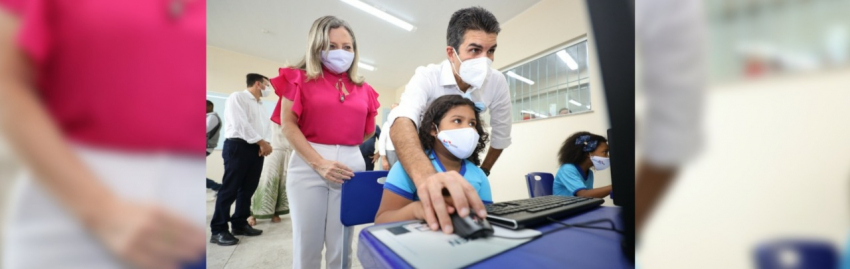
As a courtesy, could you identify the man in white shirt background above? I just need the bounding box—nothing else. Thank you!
[206,100,223,192]
[387,6,513,234]
[210,73,273,246]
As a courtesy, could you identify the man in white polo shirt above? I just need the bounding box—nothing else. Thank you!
[387,6,512,234]
[210,73,273,246]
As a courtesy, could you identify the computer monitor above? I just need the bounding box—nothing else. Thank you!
[586,0,635,263]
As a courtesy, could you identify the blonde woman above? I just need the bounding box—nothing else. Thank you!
[270,16,379,268]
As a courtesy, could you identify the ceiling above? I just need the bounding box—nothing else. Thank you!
[208,0,542,91]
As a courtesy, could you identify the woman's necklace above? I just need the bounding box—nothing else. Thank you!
[336,78,350,103]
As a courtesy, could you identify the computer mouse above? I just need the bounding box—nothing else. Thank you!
[450,212,494,240]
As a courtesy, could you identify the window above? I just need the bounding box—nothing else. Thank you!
[502,40,590,122]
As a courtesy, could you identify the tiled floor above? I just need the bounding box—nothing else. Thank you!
[205,191,368,269]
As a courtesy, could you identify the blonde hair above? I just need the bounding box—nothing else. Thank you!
[292,16,364,85]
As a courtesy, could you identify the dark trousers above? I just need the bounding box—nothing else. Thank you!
[210,138,264,234]
[363,155,375,171]
[206,151,222,191]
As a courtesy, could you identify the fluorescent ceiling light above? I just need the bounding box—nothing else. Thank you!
[358,62,376,71]
[341,0,416,31]
[556,50,579,70]
[569,99,582,106]
[586,105,591,109]
[506,71,535,85]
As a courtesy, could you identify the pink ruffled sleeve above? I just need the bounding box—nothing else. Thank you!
[363,83,380,136]
[270,67,305,119]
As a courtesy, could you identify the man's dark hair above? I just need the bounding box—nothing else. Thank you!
[246,73,269,88]
[206,100,213,108]
[447,6,501,52]
[419,95,490,166]
[559,132,607,166]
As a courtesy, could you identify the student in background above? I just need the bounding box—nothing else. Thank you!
[558,108,570,115]
[273,16,380,269]
[553,132,612,198]
[207,100,223,192]
[375,95,492,224]
[844,234,850,269]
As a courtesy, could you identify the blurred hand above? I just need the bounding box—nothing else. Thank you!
[89,199,205,269]
[312,159,354,184]
[416,171,487,234]
[371,153,380,164]
[258,140,272,157]
[381,156,390,171]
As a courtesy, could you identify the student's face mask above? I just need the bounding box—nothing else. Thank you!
[590,155,610,171]
[435,124,480,160]
[451,49,492,89]
[321,49,355,74]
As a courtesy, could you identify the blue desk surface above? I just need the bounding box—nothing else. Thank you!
[357,206,633,269]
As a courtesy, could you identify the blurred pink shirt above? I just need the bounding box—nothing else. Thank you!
[0,0,205,155]
[270,66,380,146]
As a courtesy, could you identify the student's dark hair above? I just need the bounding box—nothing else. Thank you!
[447,6,501,52]
[559,132,607,166]
[559,108,570,114]
[206,100,213,108]
[246,73,268,88]
[419,95,489,166]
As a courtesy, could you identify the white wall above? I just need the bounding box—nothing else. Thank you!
[640,69,850,268]
[206,46,397,182]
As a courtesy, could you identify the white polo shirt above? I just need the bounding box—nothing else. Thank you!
[388,60,513,149]
[223,90,268,144]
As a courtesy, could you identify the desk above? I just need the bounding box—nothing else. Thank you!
[357,206,633,268]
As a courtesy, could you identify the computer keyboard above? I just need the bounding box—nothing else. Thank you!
[485,195,604,230]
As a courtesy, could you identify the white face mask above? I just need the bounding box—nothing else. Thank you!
[261,84,272,97]
[435,125,480,160]
[321,49,355,74]
[590,156,610,171]
[452,49,492,89]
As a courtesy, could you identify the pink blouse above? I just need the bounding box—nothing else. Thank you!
[0,0,205,155]
[270,67,380,146]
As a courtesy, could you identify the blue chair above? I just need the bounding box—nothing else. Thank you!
[341,170,390,268]
[525,172,554,198]
[755,239,838,269]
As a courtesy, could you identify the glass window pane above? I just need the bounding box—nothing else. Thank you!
[502,39,591,122]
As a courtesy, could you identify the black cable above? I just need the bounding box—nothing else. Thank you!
[491,234,542,240]
[543,217,624,235]
[489,217,623,240]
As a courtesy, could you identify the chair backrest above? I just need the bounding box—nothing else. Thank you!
[340,171,390,227]
[525,172,555,198]
[755,239,838,269]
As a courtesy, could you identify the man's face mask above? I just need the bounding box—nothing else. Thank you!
[451,48,492,89]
